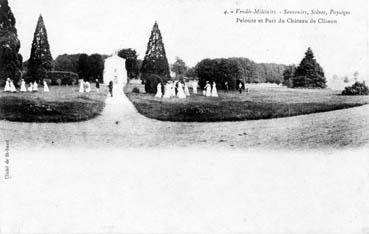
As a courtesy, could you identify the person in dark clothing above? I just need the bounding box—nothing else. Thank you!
[238,82,243,94]
[108,81,113,97]
[95,79,100,93]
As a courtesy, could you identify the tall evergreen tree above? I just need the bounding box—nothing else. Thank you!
[27,14,53,83]
[0,0,22,86]
[292,47,326,88]
[140,22,170,80]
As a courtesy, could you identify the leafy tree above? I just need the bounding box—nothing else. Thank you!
[118,48,139,79]
[77,53,89,81]
[283,65,296,87]
[186,67,196,79]
[54,54,80,73]
[0,0,22,86]
[87,53,104,82]
[27,15,53,83]
[342,81,369,95]
[141,22,170,80]
[171,57,187,76]
[292,47,326,88]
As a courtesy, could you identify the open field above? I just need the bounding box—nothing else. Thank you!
[125,83,369,122]
[0,86,108,122]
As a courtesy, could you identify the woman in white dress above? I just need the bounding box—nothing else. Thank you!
[177,82,186,99]
[85,82,91,93]
[79,79,84,93]
[184,82,190,96]
[32,81,38,92]
[211,82,218,97]
[163,82,171,99]
[170,82,176,98]
[204,81,211,97]
[4,78,11,92]
[27,83,33,92]
[192,80,198,94]
[43,80,50,92]
[20,79,27,92]
[10,79,16,93]
[155,83,163,98]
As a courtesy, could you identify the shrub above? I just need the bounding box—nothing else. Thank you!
[46,71,79,86]
[132,87,140,93]
[342,82,369,95]
[144,74,165,94]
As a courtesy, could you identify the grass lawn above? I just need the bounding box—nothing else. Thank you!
[0,86,107,122]
[125,83,369,122]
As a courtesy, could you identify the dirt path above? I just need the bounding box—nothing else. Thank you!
[1,94,369,151]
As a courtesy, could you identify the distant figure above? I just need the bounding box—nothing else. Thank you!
[225,81,229,91]
[184,82,190,96]
[211,82,218,97]
[43,80,49,92]
[177,82,186,99]
[155,83,163,98]
[192,80,198,94]
[4,78,11,92]
[27,83,33,92]
[238,82,243,94]
[79,79,84,93]
[95,79,100,93]
[170,81,176,98]
[10,79,16,93]
[32,81,38,92]
[108,81,113,97]
[20,79,27,92]
[205,81,211,97]
[174,81,179,96]
[163,82,171,99]
[85,81,91,93]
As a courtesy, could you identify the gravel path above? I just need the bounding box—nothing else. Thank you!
[1,94,369,151]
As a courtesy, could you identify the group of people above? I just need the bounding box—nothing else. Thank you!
[3,78,49,93]
[155,80,219,99]
[79,79,100,93]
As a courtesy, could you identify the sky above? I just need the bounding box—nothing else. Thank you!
[8,0,369,79]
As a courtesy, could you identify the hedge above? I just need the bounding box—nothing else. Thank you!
[46,71,79,86]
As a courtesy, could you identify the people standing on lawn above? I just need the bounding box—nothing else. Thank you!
[108,81,113,97]
[238,82,243,94]
[4,78,11,92]
[184,82,190,96]
[155,82,163,98]
[79,79,84,93]
[9,79,16,93]
[170,81,176,98]
[95,79,100,93]
[192,80,198,94]
[27,82,33,92]
[32,81,38,92]
[43,80,49,92]
[163,82,171,99]
[204,81,211,97]
[20,79,27,92]
[211,82,218,97]
[177,81,186,99]
[85,81,91,93]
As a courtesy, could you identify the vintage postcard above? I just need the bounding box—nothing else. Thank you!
[1,0,369,233]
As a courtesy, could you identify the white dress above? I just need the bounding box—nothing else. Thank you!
[211,83,218,97]
[4,80,11,92]
[170,83,176,98]
[85,82,91,93]
[163,83,171,99]
[155,83,163,98]
[192,81,198,94]
[32,82,38,92]
[28,83,33,92]
[79,80,85,93]
[177,82,186,99]
[10,81,16,93]
[184,83,190,96]
[43,81,50,92]
[20,80,27,92]
[205,83,211,97]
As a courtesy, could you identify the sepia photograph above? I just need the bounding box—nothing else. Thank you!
[1,0,369,233]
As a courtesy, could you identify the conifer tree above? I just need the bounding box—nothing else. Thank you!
[27,14,53,83]
[0,0,22,86]
[292,47,326,88]
[141,22,170,79]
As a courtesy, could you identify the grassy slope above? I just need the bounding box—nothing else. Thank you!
[0,86,107,122]
[126,84,369,122]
